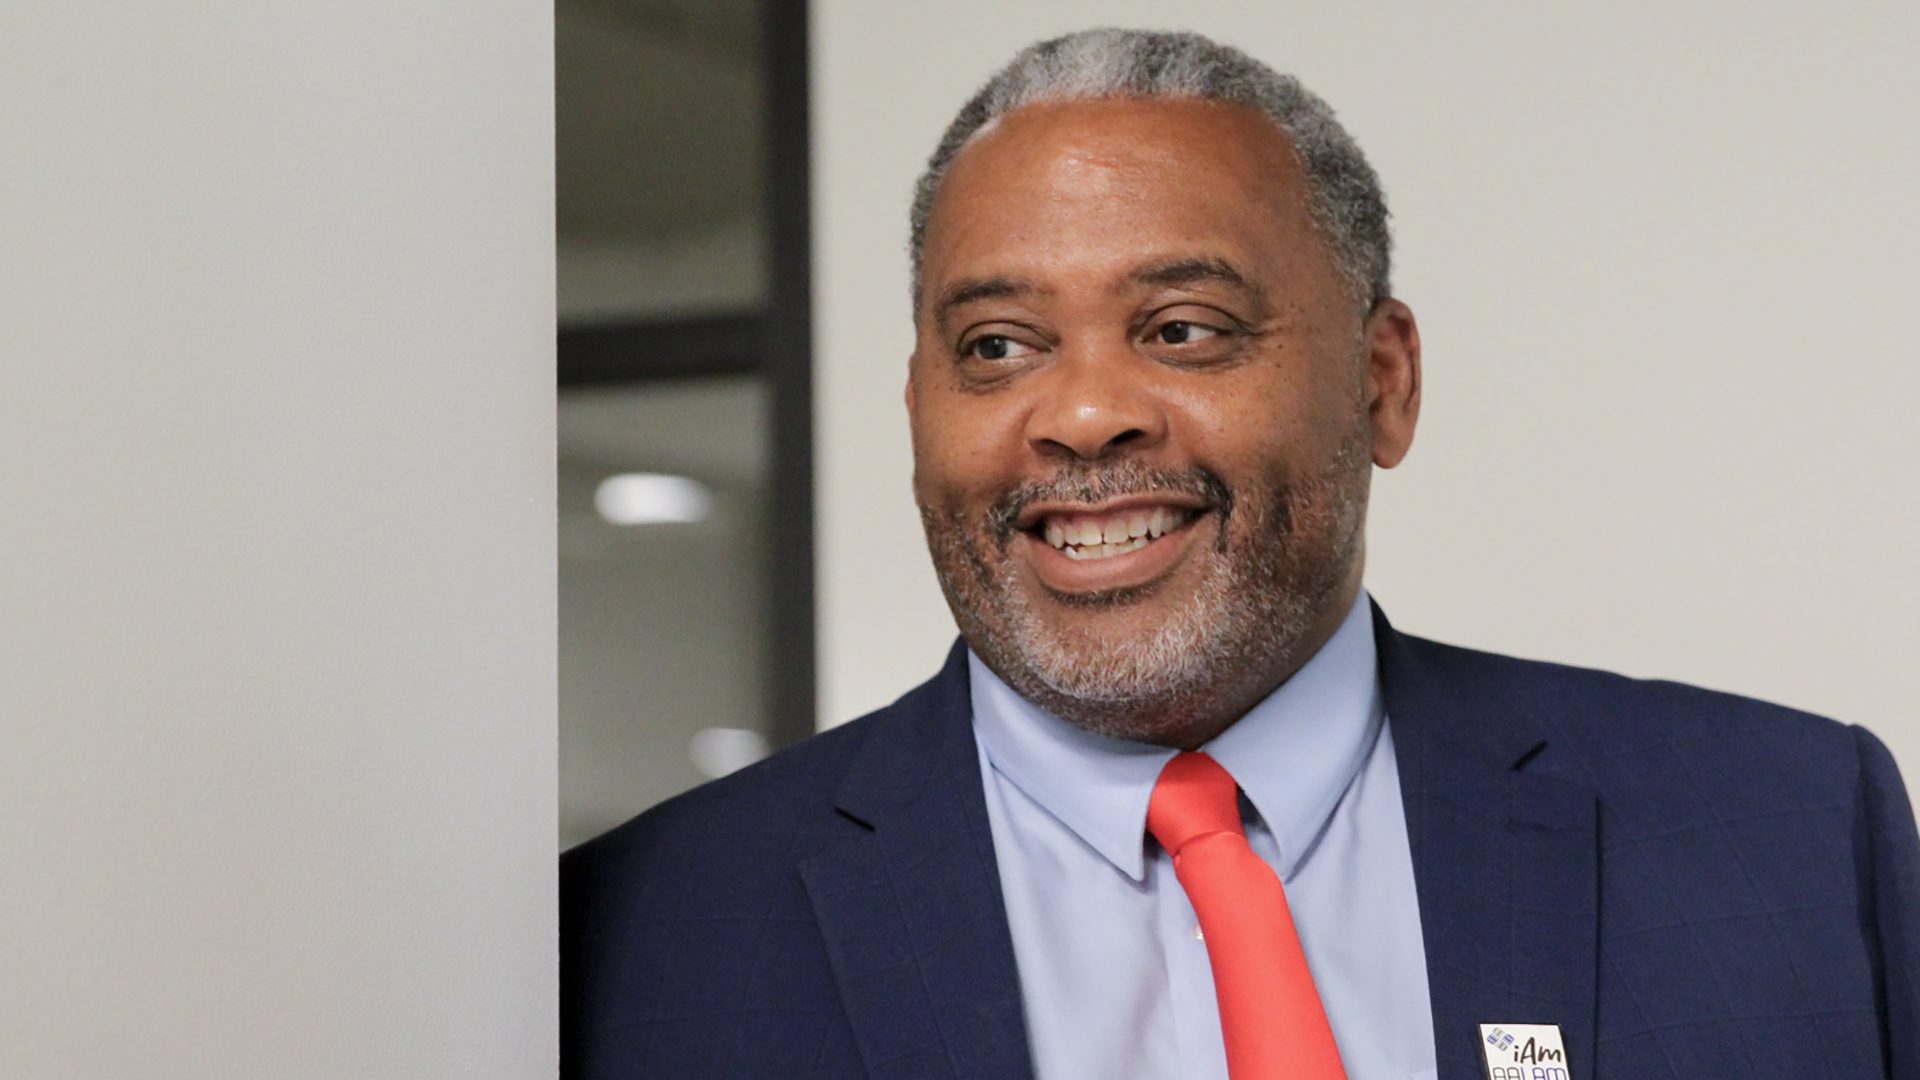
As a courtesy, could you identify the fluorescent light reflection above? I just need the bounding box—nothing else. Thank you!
[689,727,769,779]
[594,472,713,525]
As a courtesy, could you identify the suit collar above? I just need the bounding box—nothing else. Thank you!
[1376,602,1600,1080]
[1373,600,1550,775]
[802,642,1035,1080]
[827,640,974,828]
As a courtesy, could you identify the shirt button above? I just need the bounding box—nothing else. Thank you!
[1192,923,1205,942]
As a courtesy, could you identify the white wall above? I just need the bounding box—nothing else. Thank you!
[0,3,555,1077]
[813,1,1920,777]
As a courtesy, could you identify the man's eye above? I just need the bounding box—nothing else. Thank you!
[1154,321,1219,345]
[967,335,1030,361]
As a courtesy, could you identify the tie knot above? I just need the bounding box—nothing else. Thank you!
[1146,751,1245,856]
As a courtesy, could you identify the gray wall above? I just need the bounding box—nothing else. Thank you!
[813,1,1920,776]
[0,2,556,1075]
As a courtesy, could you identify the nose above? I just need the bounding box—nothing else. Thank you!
[1023,345,1169,461]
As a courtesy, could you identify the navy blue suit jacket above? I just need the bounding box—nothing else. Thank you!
[562,608,1920,1079]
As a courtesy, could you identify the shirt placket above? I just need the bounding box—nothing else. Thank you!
[1154,845,1231,1080]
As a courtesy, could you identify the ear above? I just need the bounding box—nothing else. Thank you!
[1363,299,1421,469]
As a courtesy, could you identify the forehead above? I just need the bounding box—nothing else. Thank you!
[920,96,1325,303]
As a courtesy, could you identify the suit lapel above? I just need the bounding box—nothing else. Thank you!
[1377,605,1600,1080]
[799,644,1034,1080]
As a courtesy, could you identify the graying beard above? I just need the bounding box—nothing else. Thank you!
[969,495,1318,738]
[924,439,1367,741]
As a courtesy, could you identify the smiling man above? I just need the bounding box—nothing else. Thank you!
[561,29,1920,1080]
[907,89,1413,753]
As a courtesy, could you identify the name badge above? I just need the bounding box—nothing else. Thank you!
[1479,1024,1569,1080]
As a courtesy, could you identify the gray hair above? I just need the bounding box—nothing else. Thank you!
[909,28,1391,311]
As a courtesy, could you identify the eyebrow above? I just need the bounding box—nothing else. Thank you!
[1128,256,1259,293]
[933,276,1042,324]
[930,258,1258,324]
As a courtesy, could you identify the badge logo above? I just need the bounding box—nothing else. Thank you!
[1479,1023,1569,1080]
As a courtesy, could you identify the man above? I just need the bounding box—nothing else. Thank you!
[561,29,1919,1080]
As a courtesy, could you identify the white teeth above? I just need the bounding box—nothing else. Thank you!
[1044,507,1192,559]
[1053,533,1152,560]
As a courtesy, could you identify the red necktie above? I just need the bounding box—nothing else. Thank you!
[1146,751,1347,1080]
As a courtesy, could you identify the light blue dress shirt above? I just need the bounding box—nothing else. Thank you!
[970,592,1438,1080]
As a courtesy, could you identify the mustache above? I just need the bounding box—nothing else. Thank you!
[985,461,1235,549]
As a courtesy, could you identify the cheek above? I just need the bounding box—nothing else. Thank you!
[1162,373,1305,474]
[910,389,1031,501]
[1179,354,1362,465]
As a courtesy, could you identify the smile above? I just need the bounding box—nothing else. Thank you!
[1041,506,1199,561]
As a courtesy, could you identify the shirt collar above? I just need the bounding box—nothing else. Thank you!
[970,590,1383,883]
